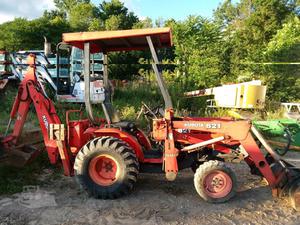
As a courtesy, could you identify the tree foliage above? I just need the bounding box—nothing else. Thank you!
[54,0,90,14]
[0,16,70,51]
[172,16,223,88]
[69,2,99,31]
[263,16,300,100]
[0,0,299,101]
[210,0,300,100]
[99,0,138,30]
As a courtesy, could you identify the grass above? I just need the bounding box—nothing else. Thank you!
[0,83,40,133]
[0,84,17,133]
[112,83,209,119]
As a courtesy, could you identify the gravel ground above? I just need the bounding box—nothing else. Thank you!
[1,157,300,225]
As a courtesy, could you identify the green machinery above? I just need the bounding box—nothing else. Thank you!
[253,119,300,154]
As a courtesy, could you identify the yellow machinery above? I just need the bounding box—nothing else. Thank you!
[185,80,267,109]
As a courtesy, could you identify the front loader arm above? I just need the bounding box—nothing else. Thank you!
[171,118,300,203]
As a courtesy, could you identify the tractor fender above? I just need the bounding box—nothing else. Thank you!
[87,128,144,162]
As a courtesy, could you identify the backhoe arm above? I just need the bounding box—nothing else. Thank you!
[1,54,72,176]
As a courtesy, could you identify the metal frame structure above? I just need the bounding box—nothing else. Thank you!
[0,50,57,91]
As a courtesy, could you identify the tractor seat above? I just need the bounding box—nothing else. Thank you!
[111,121,137,131]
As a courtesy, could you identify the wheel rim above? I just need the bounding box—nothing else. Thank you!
[203,170,232,198]
[89,154,119,186]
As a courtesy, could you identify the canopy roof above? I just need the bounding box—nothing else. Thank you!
[62,27,173,53]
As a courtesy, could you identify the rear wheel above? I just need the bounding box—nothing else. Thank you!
[74,136,139,199]
[194,160,237,203]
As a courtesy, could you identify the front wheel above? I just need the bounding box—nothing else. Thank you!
[74,136,139,199]
[194,160,237,203]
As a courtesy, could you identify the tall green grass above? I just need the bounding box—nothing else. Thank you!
[113,83,208,120]
[0,83,43,133]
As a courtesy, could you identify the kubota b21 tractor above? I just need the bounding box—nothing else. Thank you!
[1,28,300,209]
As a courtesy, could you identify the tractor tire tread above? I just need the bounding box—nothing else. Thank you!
[74,136,139,199]
[194,160,237,203]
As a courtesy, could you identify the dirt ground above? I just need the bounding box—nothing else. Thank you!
[1,158,300,225]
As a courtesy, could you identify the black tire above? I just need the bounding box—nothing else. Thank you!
[74,136,139,199]
[194,160,237,203]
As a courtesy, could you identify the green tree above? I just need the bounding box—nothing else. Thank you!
[0,15,71,51]
[88,18,104,31]
[0,18,31,51]
[43,9,66,20]
[104,15,122,30]
[263,16,300,101]
[69,2,99,31]
[172,16,223,88]
[212,0,299,101]
[267,16,300,57]
[99,0,139,30]
[54,0,90,14]
[214,0,238,27]
[133,17,153,29]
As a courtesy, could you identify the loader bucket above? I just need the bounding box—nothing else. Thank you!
[275,161,300,211]
[0,129,43,167]
[0,144,41,167]
[289,179,300,211]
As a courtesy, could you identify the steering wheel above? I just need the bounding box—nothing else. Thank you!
[274,128,292,156]
[137,102,164,121]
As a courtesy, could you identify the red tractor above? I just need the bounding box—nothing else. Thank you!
[1,28,300,209]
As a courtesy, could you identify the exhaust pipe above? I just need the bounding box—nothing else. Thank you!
[44,36,51,57]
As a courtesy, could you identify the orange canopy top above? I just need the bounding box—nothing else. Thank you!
[62,27,173,53]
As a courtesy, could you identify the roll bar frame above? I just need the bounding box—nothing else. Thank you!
[82,35,173,124]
